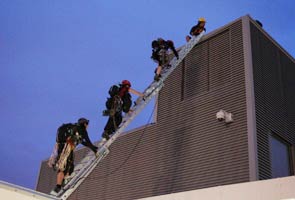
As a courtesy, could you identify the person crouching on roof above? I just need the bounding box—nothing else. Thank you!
[186,17,206,42]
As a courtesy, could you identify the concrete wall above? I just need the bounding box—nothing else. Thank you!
[137,176,295,200]
[0,180,57,200]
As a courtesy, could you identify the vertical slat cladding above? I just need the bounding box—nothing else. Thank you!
[250,22,295,180]
[37,20,250,200]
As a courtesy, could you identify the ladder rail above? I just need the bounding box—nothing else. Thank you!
[57,31,205,199]
[60,150,108,200]
[104,83,163,149]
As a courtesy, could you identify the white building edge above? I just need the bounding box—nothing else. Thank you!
[139,176,295,200]
[1,176,295,200]
[0,180,57,200]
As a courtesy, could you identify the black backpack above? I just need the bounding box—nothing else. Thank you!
[105,96,123,112]
[105,84,122,111]
[56,123,75,143]
[108,85,120,97]
[104,84,132,114]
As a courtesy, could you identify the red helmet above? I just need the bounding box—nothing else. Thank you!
[122,80,131,87]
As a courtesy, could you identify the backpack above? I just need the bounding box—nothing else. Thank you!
[104,84,132,114]
[108,85,120,97]
[56,123,75,143]
[105,85,122,111]
[151,49,159,61]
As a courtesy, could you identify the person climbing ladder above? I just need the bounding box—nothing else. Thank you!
[49,118,97,195]
[100,80,144,144]
[151,38,179,81]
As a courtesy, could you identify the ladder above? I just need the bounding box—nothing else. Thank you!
[57,31,205,200]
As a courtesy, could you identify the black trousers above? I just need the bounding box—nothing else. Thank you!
[103,112,122,136]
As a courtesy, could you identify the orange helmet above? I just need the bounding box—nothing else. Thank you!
[198,17,206,23]
[122,80,131,87]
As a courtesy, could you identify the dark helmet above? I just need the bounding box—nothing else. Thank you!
[157,38,165,45]
[152,40,159,49]
[77,118,89,125]
[166,40,174,47]
[122,80,131,87]
[157,37,164,42]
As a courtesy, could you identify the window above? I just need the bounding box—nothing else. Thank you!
[269,134,292,178]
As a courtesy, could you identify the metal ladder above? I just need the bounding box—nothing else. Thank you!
[57,31,205,200]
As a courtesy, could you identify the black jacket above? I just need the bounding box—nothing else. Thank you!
[190,22,206,36]
[151,39,179,61]
[73,124,97,153]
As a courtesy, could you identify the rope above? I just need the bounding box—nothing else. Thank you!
[111,95,121,131]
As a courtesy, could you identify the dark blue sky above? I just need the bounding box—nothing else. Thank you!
[0,0,294,189]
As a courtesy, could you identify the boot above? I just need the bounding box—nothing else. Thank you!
[102,131,110,140]
[154,74,162,81]
[50,184,62,196]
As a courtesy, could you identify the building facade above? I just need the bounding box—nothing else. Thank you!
[36,15,295,200]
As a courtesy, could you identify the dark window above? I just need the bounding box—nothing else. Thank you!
[269,134,292,178]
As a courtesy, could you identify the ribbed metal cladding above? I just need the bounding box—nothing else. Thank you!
[250,22,295,180]
[37,19,251,200]
[157,19,249,193]
[183,40,209,98]
[183,29,233,100]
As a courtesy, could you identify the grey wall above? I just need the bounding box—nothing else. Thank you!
[250,21,295,180]
[37,19,251,200]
